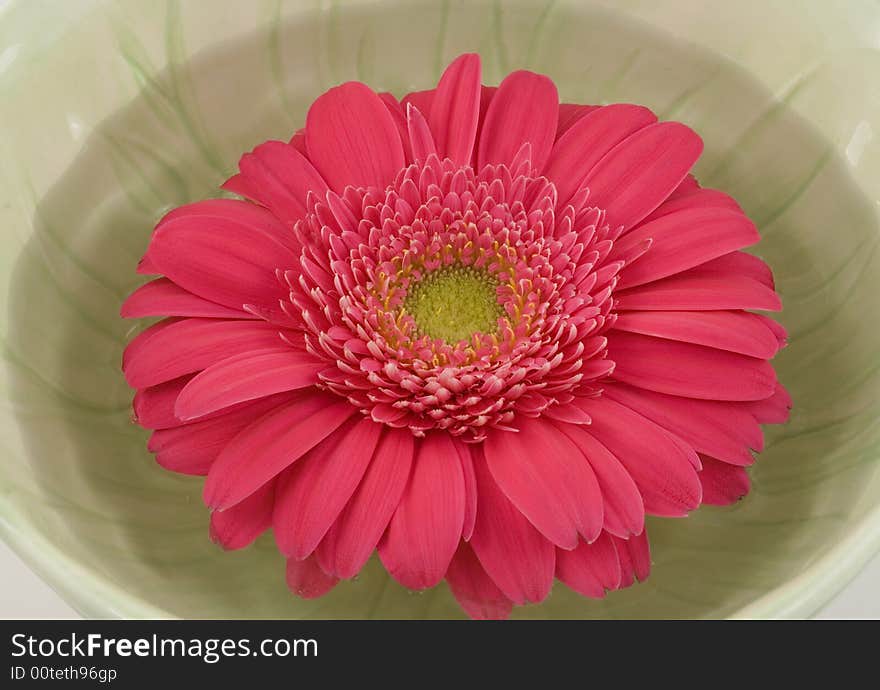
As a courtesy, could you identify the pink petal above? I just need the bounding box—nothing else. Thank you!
[209,480,275,550]
[121,278,254,320]
[289,131,307,154]
[478,70,559,172]
[613,530,651,587]
[613,207,760,289]
[122,318,286,389]
[471,86,497,167]
[641,186,741,224]
[698,455,751,505]
[607,331,778,401]
[218,173,257,199]
[755,313,788,347]
[545,104,657,206]
[155,198,298,252]
[615,273,782,312]
[148,392,296,476]
[315,429,414,579]
[223,140,329,223]
[401,89,435,116]
[445,541,513,620]
[174,347,324,421]
[555,531,621,598]
[542,402,593,425]
[745,383,792,423]
[667,173,701,200]
[134,375,297,432]
[583,121,703,231]
[132,375,193,430]
[612,310,781,359]
[684,250,776,288]
[555,422,645,538]
[458,441,478,542]
[204,391,355,510]
[305,82,405,191]
[556,103,601,137]
[428,53,481,166]
[573,397,702,517]
[136,253,160,275]
[286,555,339,599]
[378,92,412,162]
[603,382,762,467]
[406,104,437,162]
[483,419,603,548]
[378,433,466,589]
[146,214,294,311]
[273,417,383,560]
[469,446,555,605]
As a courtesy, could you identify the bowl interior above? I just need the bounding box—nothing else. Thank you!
[3,0,880,618]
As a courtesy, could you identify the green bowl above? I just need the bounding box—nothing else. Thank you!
[2,0,879,619]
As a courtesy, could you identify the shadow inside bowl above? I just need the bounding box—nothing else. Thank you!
[6,0,880,618]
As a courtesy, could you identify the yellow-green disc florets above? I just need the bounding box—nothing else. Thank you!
[404,264,504,343]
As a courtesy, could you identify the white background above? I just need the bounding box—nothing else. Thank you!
[1,537,877,619]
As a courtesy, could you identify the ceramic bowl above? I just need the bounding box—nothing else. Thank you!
[1,0,879,618]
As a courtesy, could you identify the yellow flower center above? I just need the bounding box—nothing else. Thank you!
[404,264,503,343]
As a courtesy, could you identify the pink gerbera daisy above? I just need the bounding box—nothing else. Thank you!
[122,54,791,619]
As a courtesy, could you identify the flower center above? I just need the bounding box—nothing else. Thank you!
[404,264,503,343]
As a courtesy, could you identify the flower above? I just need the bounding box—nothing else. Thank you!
[122,53,791,619]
